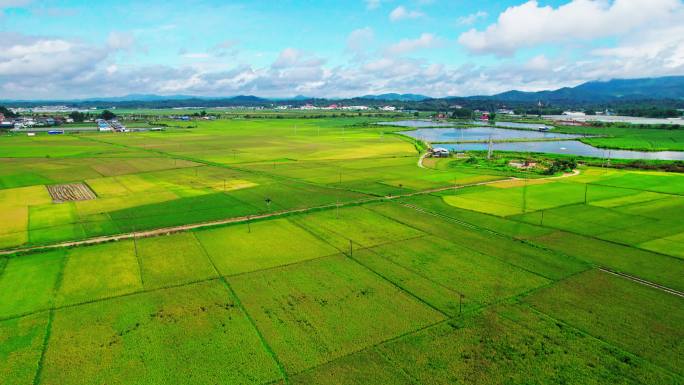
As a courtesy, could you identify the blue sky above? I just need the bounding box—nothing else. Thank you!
[0,0,683,99]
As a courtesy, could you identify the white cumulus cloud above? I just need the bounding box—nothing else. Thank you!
[385,33,440,55]
[389,6,424,22]
[457,11,488,26]
[365,0,382,10]
[458,0,683,56]
[346,27,374,54]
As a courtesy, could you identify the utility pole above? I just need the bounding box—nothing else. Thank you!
[522,177,528,214]
[487,135,493,160]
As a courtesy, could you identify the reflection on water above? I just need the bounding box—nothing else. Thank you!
[376,120,455,128]
[441,141,684,160]
[385,121,684,159]
[403,127,581,142]
[494,121,551,130]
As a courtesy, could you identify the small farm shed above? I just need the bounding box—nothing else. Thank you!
[432,147,450,158]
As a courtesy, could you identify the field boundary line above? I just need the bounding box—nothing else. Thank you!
[391,203,565,281]
[0,276,222,323]
[288,211,453,317]
[364,241,467,298]
[0,256,8,279]
[0,237,427,323]
[272,317,453,382]
[0,177,527,256]
[32,309,54,385]
[0,165,583,256]
[192,233,291,385]
[598,267,684,298]
[346,247,451,319]
[425,187,684,264]
[519,302,684,380]
[373,346,423,385]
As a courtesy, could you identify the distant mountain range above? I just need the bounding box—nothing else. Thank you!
[478,76,684,102]
[360,93,430,102]
[1,76,682,106]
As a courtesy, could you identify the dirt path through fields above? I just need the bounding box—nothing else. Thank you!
[0,165,581,256]
[599,268,684,298]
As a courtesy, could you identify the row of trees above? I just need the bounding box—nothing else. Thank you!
[0,106,17,118]
[450,108,498,120]
[68,110,116,122]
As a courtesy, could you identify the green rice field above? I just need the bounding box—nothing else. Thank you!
[1,116,682,384]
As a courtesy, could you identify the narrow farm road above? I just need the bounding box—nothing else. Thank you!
[599,268,684,298]
[1,170,582,256]
[398,200,684,299]
[417,152,428,169]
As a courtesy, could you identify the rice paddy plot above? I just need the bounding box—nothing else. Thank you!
[0,156,198,190]
[588,171,684,195]
[612,195,684,221]
[528,231,684,291]
[588,190,668,208]
[0,250,64,318]
[403,194,554,239]
[0,134,135,158]
[195,218,338,276]
[239,156,504,196]
[28,203,86,245]
[377,304,678,385]
[290,205,426,252]
[638,231,684,259]
[511,203,657,238]
[282,348,415,385]
[366,202,589,280]
[56,241,143,306]
[40,281,284,385]
[135,232,218,289]
[355,236,549,315]
[440,180,642,217]
[0,185,52,248]
[108,192,259,233]
[525,269,684,376]
[596,218,684,247]
[227,255,446,373]
[0,312,49,385]
[0,207,29,249]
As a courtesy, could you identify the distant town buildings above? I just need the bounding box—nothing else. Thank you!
[496,108,515,115]
[562,111,586,117]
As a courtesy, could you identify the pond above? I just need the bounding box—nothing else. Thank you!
[494,121,552,130]
[376,120,455,128]
[402,127,582,142]
[440,141,684,161]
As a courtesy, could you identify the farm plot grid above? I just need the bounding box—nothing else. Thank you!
[1,119,683,384]
[2,199,681,384]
